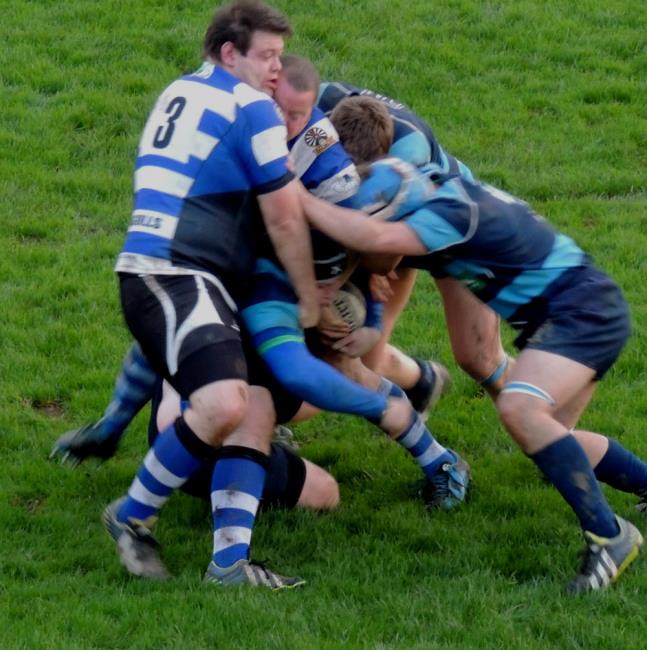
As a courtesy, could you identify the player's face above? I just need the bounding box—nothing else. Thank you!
[229,31,284,95]
[274,76,316,139]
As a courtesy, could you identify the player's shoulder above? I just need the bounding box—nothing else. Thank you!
[188,63,282,118]
[290,109,342,176]
[300,109,339,153]
[317,81,361,113]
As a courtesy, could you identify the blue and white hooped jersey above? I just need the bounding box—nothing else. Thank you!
[317,81,474,181]
[288,106,359,207]
[115,62,293,282]
[397,174,586,327]
[241,111,360,332]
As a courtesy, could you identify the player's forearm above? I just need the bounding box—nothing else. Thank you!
[303,192,384,253]
[262,339,387,421]
[266,212,316,298]
[259,183,319,326]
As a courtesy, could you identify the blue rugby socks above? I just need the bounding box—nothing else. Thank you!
[98,342,158,441]
[117,417,212,524]
[210,447,267,568]
[395,411,456,478]
[593,438,647,495]
[530,434,619,538]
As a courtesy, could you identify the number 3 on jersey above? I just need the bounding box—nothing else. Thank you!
[153,96,186,149]
[138,79,226,165]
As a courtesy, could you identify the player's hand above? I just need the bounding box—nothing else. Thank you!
[329,326,381,358]
[369,273,396,302]
[298,296,320,330]
[317,305,352,340]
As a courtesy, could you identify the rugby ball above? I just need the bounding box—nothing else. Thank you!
[329,282,366,331]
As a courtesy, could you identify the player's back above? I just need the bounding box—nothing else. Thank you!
[401,173,586,321]
[116,62,292,283]
[318,81,473,179]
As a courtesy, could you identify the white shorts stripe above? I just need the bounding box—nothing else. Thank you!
[144,449,186,489]
[142,276,178,375]
[211,489,260,515]
[128,477,168,509]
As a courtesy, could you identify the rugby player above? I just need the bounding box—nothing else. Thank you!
[53,55,470,512]
[302,155,646,592]
[104,0,318,589]
[318,84,513,399]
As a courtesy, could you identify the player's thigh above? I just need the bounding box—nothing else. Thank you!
[553,382,597,430]
[262,443,339,511]
[435,277,502,369]
[261,442,308,509]
[222,385,275,453]
[297,459,340,510]
[119,272,246,390]
[382,267,417,334]
[362,268,417,371]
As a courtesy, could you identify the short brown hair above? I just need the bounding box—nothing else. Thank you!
[203,0,292,62]
[330,96,394,165]
[280,55,320,95]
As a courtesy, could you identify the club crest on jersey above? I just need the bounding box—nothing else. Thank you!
[304,126,335,155]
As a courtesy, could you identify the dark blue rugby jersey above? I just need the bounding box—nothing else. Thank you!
[398,174,586,326]
[317,81,474,180]
[115,62,293,281]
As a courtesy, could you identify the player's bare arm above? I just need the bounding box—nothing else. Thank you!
[259,179,320,328]
[302,190,426,257]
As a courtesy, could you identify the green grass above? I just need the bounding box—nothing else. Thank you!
[1,0,646,648]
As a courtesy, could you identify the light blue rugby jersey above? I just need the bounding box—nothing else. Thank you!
[317,81,474,181]
[401,174,586,326]
[356,162,586,328]
[115,62,293,282]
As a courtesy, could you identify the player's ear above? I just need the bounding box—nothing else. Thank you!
[220,41,237,66]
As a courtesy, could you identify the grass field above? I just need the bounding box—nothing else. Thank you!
[1,1,646,648]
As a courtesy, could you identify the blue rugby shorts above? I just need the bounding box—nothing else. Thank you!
[515,266,631,379]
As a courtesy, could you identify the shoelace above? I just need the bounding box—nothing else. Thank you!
[429,465,451,497]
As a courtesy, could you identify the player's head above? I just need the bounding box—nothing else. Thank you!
[356,157,435,221]
[274,55,320,139]
[330,96,394,165]
[203,0,292,95]
[311,229,358,300]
